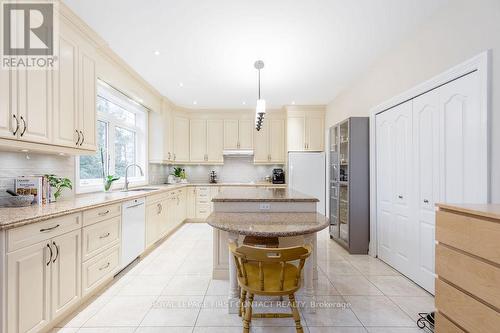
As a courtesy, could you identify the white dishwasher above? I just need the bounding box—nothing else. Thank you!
[121,197,146,270]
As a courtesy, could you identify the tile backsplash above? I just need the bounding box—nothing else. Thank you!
[0,152,75,198]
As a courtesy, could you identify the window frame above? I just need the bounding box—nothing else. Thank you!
[76,82,148,194]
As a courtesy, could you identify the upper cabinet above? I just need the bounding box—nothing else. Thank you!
[224,119,253,150]
[0,16,98,154]
[254,118,285,164]
[149,101,175,164]
[173,116,190,163]
[189,119,224,164]
[287,107,325,151]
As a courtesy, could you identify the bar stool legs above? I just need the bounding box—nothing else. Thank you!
[243,293,254,333]
[289,293,304,333]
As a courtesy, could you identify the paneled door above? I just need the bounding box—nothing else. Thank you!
[223,119,239,149]
[79,51,97,150]
[173,116,190,162]
[287,116,305,151]
[0,69,14,138]
[51,230,81,321]
[306,115,324,151]
[413,88,440,294]
[7,241,51,333]
[253,123,269,163]
[269,119,285,162]
[207,119,224,163]
[190,119,207,162]
[238,119,253,149]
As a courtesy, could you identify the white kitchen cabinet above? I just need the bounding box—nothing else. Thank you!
[78,50,97,151]
[375,71,487,294]
[145,196,167,248]
[149,104,174,163]
[207,120,224,163]
[173,116,190,162]
[224,119,253,150]
[6,240,51,333]
[287,109,324,151]
[51,229,81,321]
[254,118,285,164]
[186,187,197,219]
[190,119,208,162]
[0,69,13,139]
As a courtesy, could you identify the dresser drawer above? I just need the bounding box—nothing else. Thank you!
[436,279,500,333]
[436,312,466,333]
[82,216,121,262]
[436,244,500,309]
[83,203,121,227]
[7,213,81,252]
[436,210,500,265]
[82,244,120,296]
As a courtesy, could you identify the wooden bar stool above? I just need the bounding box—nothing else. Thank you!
[229,243,312,333]
[243,235,279,248]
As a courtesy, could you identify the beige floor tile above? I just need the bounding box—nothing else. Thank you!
[50,328,79,333]
[83,296,157,327]
[320,261,362,276]
[308,327,367,333]
[328,275,382,296]
[366,276,429,296]
[177,258,213,275]
[248,299,306,327]
[302,296,362,327]
[206,279,230,296]
[162,275,211,295]
[343,296,414,327]
[390,296,435,321]
[193,326,243,333]
[95,274,136,297]
[140,295,203,326]
[56,295,113,328]
[297,271,339,296]
[366,328,422,333]
[251,327,310,333]
[77,328,137,333]
[349,259,400,276]
[118,275,174,296]
[136,327,194,333]
[196,296,245,327]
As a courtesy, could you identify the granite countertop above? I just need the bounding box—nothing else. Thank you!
[437,203,500,220]
[212,187,318,202]
[0,182,285,230]
[206,212,329,237]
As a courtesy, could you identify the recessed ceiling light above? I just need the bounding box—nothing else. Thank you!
[179,82,184,87]
[193,101,197,105]
[291,101,296,105]
[154,50,160,56]
[242,101,246,105]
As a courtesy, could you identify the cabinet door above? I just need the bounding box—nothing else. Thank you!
[0,69,15,139]
[253,123,269,163]
[146,202,161,247]
[148,110,166,162]
[173,116,190,162]
[51,229,81,321]
[7,241,51,333]
[307,115,324,151]
[79,50,97,151]
[53,35,79,147]
[223,119,239,149]
[269,119,285,163]
[287,116,305,151]
[190,119,207,162]
[187,187,197,219]
[238,119,253,149]
[17,68,52,144]
[207,119,224,162]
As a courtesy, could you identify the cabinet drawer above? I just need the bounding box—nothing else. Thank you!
[436,210,500,264]
[436,312,465,333]
[83,203,121,227]
[436,244,500,309]
[147,192,168,204]
[197,187,209,196]
[435,279,500,333]
[82,244,120,296]
[7,213,81,252]
[82,216,121,262]
[196,204,211,218]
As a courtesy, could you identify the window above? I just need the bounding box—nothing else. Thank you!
[77,81,148,193]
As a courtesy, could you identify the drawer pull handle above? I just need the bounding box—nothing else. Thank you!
[398,195,403,199]
[46,243,53,266]
[98,210,110,216]
[99,262,110,271]
[423,199,429,203]
[12,114,20,136]
[52,241,59,263]
[99,232,111,239]
[40,224,60,232]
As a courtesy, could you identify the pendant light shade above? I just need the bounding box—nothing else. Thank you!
[254,60,265,131]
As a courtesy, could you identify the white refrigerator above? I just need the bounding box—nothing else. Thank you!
[288,152,326,215]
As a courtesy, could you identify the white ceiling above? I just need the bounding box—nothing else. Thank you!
[64,0,448,109]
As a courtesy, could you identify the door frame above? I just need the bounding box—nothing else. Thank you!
[368,50,491,257]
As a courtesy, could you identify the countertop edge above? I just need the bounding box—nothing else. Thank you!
[436,203,500,221]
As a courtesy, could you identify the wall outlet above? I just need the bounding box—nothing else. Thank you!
[259,203,271,210]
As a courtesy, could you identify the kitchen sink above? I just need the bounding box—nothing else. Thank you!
[122,187,160,192]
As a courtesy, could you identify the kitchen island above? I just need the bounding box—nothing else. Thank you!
[207,187,329,313]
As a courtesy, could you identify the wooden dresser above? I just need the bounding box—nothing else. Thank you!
[435,204,500,333]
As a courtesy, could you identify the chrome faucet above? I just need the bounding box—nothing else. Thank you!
[124,164,144,191]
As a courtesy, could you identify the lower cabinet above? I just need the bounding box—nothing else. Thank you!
[146,195,168,248]
[186,187,197,219]
[81,244,120,296]
[6,228,81,333]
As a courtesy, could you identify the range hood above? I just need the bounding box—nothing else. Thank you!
[223,149,254,156]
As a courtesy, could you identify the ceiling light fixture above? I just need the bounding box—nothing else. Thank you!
[179,82,184,87]
[154,50,160,56]
[193,100,197,105]
[254,60,265,131]
[291,101,296,105]
[242,101,246,105]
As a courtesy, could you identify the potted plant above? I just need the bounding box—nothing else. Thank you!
[172,167,187,183]
[100,148,120,192]
[45,174,72,202]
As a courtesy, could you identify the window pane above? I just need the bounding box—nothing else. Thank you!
[115,126,136,177]
[98,97,136,126]
[80,121,108,180]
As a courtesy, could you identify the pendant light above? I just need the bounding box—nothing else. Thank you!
[254,60,265,131]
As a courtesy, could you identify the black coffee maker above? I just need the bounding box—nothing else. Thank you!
[272,168,285,184]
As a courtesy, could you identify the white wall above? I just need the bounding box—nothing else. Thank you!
[325,0,500,202]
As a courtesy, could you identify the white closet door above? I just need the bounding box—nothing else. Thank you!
[413,89,440,294]
[438,71,486,204]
